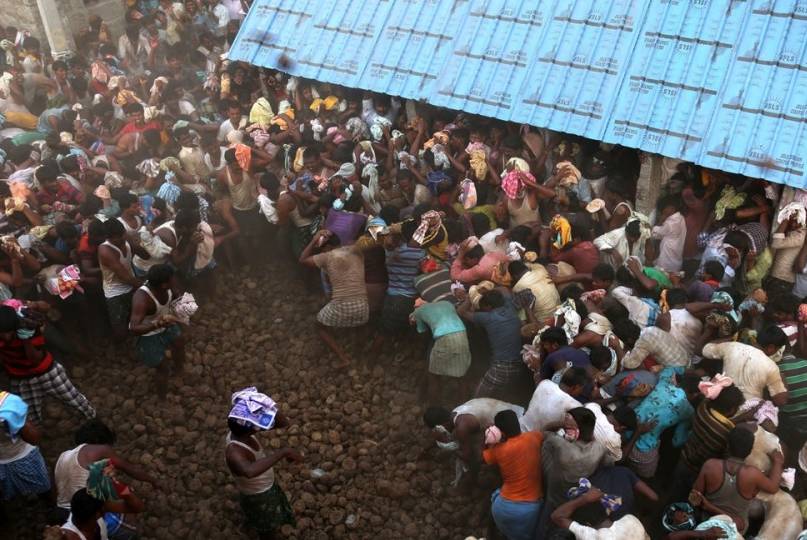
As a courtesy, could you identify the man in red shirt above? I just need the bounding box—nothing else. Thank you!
[0,304,95,422]
[550,222,600,275]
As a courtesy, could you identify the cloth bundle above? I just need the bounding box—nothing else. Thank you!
[169,292,198,324]
[412,210,443,246]
[501,169,537,200]
[714,186,746,220]
[229,387,278,430]
[258,194,278,224]
[550,215,572,249]
[43,264,83,299]
[777,202,807,227]
[0,391,27,439]
[698,373,733,399]
[567,478,622,515]
[87,459,121,501]
[459,179,477,209]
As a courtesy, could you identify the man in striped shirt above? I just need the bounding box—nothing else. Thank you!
[777,351,807,450]
[668,384,744,503]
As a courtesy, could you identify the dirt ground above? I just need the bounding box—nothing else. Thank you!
[1,259,492,540]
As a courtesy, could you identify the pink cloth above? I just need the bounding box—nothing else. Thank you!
[450,252,509,285]
[485,426,502,446]
[501,170,536,200]
[698,373,734,399]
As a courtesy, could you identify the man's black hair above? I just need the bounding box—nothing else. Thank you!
[625,220,641,238]
[116,192,138,209]
[769,293,800,317]
[592,263,614,283]
[711,385,744,416]
[55,221,79,240]
[494,409,521,438]
[36,159,61,183]
[702,260,725,281]
[0,305,19,333]
[70,489,104,526]
[666,288,687,307]
[612,405,638,431]
[102,218,125,239]
[757,325,788,349]
[728,427,755,459]
[560,367,588,390]
[589,345,613,372]
[75,418,116,446]
[568,407,596,442]
[479,289,505,310]
[612,317,641,345]
[466,244,484,261]
[470,212,490,237]
[542,327,568,347]
[146,264,175,288]
[227,417,255,437]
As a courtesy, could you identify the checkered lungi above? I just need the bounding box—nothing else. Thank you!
[429,331,471,378]
[628,445,660,479]
[0,447,51,500]
[476,361,529,401]
[10,362,95,422]
[317,298,370,328]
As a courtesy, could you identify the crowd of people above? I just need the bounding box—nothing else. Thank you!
[1,0,807,539]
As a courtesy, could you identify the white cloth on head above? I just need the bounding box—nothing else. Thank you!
[776,202,807,227]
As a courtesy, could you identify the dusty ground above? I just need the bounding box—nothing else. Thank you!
[1,259,491,540]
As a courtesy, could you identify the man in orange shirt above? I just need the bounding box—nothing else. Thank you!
[483,410,543,540]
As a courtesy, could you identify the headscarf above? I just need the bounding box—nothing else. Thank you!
[550,215,572,249]
[554,298,582,341]
[714,186,746,220]
[412,211,443,246]
[501,170,537,200]
[229,387,278,430]
[567,478,623,516]
[662,502,696,532]
[0,391,27,438]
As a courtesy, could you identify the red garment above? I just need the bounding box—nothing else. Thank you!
[36,180,83,207]
[550,241,600,274]
[118,120,161,136]
[0,332,54,377]
[78,233,98,260]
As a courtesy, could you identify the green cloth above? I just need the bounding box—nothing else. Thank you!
[10,132,46,146]
[643,267,672,291]
[86,459,118,501]
[239,483,295,533]
[779,355,807,416]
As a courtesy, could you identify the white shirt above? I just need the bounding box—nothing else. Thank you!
[217,116,247,142]
[479,228,506,254]
[521,381,622,459]
[569,515,649,540]
[669,308,702,355]
[702,342,787,400]
[652,211,686,272]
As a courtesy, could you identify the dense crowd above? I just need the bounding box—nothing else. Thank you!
[1,1,807,539]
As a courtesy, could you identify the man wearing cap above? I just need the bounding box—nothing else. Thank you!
[226,387,301,540]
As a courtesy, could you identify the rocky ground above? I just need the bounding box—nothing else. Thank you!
[1,259,492,540]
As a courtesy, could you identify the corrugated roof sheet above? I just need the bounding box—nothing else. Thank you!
[230,0,807,188]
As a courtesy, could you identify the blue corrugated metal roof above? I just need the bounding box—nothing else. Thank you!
[230,0,807,188]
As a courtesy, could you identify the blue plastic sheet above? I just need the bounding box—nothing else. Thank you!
[230,0,807,188]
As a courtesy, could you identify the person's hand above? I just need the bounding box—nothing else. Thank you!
[190,231,204,245]
[688,489,704,507]
[626,256,642,275]
[40,204,53,214]
[584,487,604,502]
[733,401,762,422]
[453,287,468,302]
[701,526,728,539]
[638,420,658,434]
[284,449,303,463]
[769,449,784,463]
